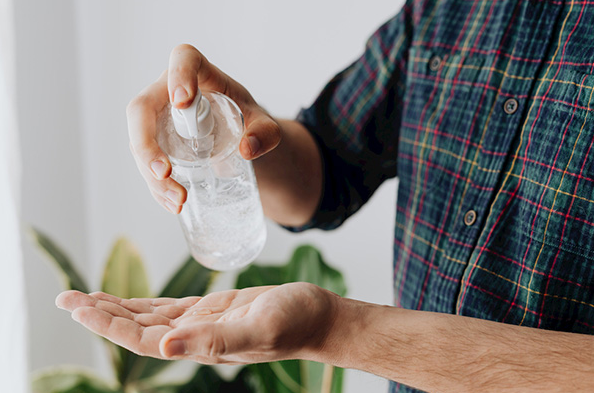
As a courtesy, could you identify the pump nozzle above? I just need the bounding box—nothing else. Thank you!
[171,88,215,140]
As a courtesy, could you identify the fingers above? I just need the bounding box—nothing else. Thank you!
[127,73,188,213]
[55,290,97,311]
[167,44,229,109]
[89,292,191,319]
[167,44,281,161]
[134,155,187,214]
[129,43,283,217]
[160,319,258,361]
[240,110,282,160]
[168,45,200,109]
[126,73,171,180]
[57,289,274,363]
[160,287,276,360]
[56,291,196,324]
[71,306,171,358]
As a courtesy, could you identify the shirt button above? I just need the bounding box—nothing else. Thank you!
[503,98,519,115]
[464,210,477,226]
[429,55,442,71]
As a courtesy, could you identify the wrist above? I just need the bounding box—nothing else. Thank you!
[253,118,323,227]
[310,296,417,379]
[307,295,384,370]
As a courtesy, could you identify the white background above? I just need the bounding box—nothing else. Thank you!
[16,0,405,391]
[1,0,27,391]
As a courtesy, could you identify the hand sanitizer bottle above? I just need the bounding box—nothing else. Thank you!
[157,89,266,271]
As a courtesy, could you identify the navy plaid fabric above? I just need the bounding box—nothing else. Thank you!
[293,1,594,391]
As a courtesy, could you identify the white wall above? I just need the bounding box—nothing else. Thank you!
[1,0,27,391]
[19,0,405,392]
[15,0,94,375]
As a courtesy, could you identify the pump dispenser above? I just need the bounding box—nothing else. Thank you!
[170,89,214,140]
[157,88,266,271]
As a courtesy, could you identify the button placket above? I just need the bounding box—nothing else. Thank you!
[429,55,442,72]
[464,210,477,226]
[503,98,519,115]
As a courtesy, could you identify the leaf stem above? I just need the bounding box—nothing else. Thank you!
[321,364,334,393]
[269,362,304,393]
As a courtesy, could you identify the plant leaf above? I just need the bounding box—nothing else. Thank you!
[158,256,217,298]
[99,238,150,387]
[101,238,150,299]
[236,245,347,393]
[329,365,344,393]
[126,353,169,385]
[176,365,224,393]
[237,245,347,296]
[152,366,260,393]
[246,363,298,393]
[29,227,89,293]
[117,256,219,384]
[247,361,343,393]
[139,386,178,393]
[31,367,121,393]
[236,264,285,288]
[285,245,347,297]
[229,367,261,393]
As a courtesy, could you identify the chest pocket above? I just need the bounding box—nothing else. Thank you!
[398,47,486,194]
[518,69,594,257]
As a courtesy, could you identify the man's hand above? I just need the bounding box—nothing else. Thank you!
[126,44,281,215]
[56,281,594,392]
[55,282,339,365]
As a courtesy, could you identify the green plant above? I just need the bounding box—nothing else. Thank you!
[30,228,347,393]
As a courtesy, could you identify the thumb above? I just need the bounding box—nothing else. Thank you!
[159,321,257,360]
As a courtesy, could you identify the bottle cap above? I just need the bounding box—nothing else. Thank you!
[171,88,214,139]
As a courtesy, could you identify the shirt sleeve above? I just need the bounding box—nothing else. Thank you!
[286,4,414,232]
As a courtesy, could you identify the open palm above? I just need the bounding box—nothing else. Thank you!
[56,282,338,365]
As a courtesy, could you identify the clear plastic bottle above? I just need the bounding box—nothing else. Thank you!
[157,89,266,271]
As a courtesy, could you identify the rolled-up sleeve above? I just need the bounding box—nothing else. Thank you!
[286,4,414,232]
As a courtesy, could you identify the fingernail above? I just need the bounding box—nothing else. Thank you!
[55,292,66,310]
[173,86,189,104]
[165,190,179,204]
[247,135,260,157]
[71,310,81,323]
[151,160,167,179]
[166,339,187,357]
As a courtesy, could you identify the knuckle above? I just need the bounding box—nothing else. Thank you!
[174,43,199,54]
[269,122,282,145]
[206,333,227,358]
[265,328,284,352]
[178,187,188,204]
[151,190,165,204]
[170,44,208,83]
[126,94,152,116]
[132,140,158,159]
[150,180,167,194]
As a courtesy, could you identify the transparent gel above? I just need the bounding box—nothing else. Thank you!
[157,90,266,271]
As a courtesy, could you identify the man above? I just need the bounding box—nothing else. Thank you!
[57,1,594,391]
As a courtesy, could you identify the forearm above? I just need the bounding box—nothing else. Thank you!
[316,298,594,393]
[252,118,322,227]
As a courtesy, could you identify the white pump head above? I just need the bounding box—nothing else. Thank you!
[171,88,215,140]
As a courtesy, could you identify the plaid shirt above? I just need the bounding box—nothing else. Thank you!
[295,1,594,391]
